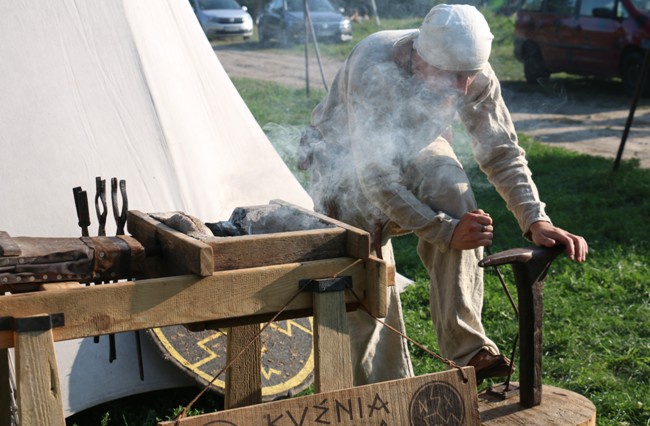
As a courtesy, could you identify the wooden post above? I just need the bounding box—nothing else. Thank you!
[225,324,262,409]
[14,314,65,426]
[305,277,353,393]
[313,290,353,392]
[0,348,13,425]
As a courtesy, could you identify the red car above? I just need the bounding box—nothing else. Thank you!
[514,0,650,93]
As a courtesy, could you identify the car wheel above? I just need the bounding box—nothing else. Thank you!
[621,52,650,97]
[279,26,292,47]
[523,44,550,85]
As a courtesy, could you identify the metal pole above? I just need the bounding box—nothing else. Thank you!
[304,0,329,92]
[303,0,310,97]
[369,0,380,27]
[614,48,650,170]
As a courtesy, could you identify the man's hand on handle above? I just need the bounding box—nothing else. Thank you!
[450,212,588,263]
[529,221,588,262]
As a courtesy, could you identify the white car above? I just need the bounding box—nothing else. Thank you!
[190,0,254,40]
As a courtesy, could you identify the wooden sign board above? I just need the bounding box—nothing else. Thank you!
[159,368,480,426]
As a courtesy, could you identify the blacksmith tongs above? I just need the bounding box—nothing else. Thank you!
[111,178,144,380]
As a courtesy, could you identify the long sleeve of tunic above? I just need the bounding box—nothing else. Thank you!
[310,30,550,246]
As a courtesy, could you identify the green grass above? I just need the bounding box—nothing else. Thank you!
[230,76,650,426]
[394,134,650,426]
[68,13,649,426]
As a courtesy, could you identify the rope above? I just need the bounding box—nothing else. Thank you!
[175,265,489,423]
[174,287,305,424]
[347,288,469,383]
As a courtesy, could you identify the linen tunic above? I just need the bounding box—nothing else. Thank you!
[303,29,552,381]
[307,29,550,242]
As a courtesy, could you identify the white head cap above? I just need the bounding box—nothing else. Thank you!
[413,4,494,71]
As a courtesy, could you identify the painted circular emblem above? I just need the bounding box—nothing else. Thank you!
[409,381,465,426]
[149,317,314,401]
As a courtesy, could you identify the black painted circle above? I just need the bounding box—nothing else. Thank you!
[409,381,465,426]
[148,317,314,401]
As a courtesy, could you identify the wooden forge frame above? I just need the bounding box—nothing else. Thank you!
[0,200,466,426]
[0,200,597,426]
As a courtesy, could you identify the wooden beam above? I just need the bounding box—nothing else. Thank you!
[0,257,381,349]
[312,290,353,393]
[270,200,371,259]
[39,282,83,291]
[225,325,262,409]
[209,228,348,271]
[159,368,479,425]
[127,210,214,276]
[0,349,13,426]
[14,315,65,426]
[364,256,388,318]
[0,231,20,256]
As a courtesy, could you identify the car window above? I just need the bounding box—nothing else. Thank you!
[521,0,544,11]
[268,0,283,11]
[579,0,614,15]
[286,0,336,12]
[198,0,241,10]
[628,0,650,12]
[547,0,577,14]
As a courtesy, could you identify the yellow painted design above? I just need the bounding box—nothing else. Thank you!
[261,365,282,380]
[269,319,313,337]
[191,331,225,369]
[152,317,314,396]
[152,328,226,388]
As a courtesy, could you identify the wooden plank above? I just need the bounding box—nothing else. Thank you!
[126,210,158,248]
[0,258,371,349]
[0,231,20,256]
[127,210,214,276]
[39,282,83,291]
[209,228,348,271]
[364,256,388,318]
[160,368,480,425]
[225,325,262,409]
[0,348,13,426]
[14,316,65,426]
[270,200,371,259]
[313,291,353,393]
[479,383,597,425]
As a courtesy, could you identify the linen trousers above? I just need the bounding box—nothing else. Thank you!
[342,137,501,385]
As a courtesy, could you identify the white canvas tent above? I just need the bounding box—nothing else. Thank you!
[0,0,312,417]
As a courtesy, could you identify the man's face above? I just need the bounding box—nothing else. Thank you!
[412,50,480,96]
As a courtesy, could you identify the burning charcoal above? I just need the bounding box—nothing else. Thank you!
[205,221,247,237]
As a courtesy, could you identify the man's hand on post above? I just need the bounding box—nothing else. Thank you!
[529,221,588,262]
[450,209,493,250]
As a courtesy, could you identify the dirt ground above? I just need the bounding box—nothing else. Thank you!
[214,44,650,169]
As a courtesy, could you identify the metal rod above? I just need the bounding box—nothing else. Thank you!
[303,0,310,97]
[304,1,329,92]
[494,265,519,317]
[614,47,650,170]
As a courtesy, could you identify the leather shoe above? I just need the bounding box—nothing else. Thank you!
[467,349,514,383]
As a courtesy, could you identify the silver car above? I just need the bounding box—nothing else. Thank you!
[190,0,254,40]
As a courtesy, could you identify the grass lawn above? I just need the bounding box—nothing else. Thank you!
[237,78,650,426]
[67,12,649,426]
